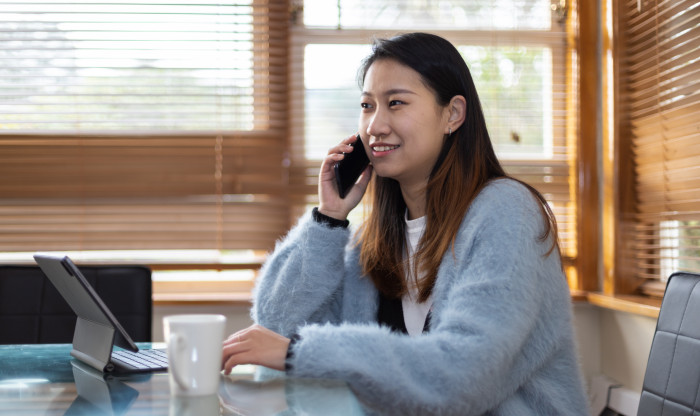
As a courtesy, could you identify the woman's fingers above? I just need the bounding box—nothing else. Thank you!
[221,324,290,374]
[318,134,369,219]
[319,135,356,181]
[326,134,359,155]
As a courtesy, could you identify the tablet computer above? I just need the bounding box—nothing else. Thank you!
[34,253,167,373]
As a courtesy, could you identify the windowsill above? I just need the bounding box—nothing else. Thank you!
[152,279,254,306]
[587,292,661,319]
[153,292,252,305]
[570,289,589,302]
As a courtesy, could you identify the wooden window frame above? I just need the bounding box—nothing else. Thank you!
[576,0,663,317]
[589,0,700,317]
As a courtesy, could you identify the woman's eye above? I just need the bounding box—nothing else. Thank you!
[389,100,404,106]
[360,102,373,109]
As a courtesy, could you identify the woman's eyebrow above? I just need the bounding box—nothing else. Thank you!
[361,88,417,97]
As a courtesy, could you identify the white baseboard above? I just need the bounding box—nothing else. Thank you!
[589,374,640,416]
[608,385,640,416]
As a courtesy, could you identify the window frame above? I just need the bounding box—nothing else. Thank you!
[593,0,700,317]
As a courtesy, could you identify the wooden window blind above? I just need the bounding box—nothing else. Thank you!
[617,0,700,294]
[289,0,577,266]
[0,1,291,254]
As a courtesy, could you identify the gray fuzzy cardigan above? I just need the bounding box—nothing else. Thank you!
[252,178,589,415]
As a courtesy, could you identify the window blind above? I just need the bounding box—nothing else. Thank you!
[0,1,291,254]
[289,0,577,261]
[618,0,700,290]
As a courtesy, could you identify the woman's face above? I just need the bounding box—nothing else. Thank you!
[359,58,451,191]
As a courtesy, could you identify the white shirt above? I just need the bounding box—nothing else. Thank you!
[402,214,433,336]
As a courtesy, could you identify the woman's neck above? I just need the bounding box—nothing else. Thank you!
[400,181,427,220]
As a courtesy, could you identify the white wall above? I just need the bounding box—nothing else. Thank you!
[571,301,657,415]
[597,309,656,392]
[572,304,656,393]
[572,302,602,385]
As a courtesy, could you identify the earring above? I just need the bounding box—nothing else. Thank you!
[448,127,452,136]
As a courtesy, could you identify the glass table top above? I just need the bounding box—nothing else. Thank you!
[0,343,366,415]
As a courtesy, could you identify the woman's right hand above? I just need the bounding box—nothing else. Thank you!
[317,134,373,221]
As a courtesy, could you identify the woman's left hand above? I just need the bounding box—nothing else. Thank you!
[317,134,373,221]
[222,324,290,374]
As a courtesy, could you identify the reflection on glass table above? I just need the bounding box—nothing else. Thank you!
[0,343,369,415]
[66,360,140,415]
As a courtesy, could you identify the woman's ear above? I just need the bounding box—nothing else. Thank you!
[445,95,466,134]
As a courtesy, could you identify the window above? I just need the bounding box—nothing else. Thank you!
[0,1,290,282]
[613,0,700,298]
[289,0,578,277]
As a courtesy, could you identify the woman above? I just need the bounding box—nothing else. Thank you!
[222,32,589,415]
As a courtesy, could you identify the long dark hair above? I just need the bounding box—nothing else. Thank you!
[357,33,559,302]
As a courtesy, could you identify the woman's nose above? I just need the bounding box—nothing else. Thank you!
[365,110,390,140]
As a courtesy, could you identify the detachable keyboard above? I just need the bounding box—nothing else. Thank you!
[110,348,168,372]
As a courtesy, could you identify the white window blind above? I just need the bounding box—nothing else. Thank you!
[289,0,577,262]
[617,0,700,293]
[0,0,291,254]
[0,0,277,131]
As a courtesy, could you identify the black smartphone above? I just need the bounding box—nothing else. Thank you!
[334,134,370,198]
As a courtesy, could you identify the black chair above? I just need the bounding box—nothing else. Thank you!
[638,271,700,415]
[0,265,152,344]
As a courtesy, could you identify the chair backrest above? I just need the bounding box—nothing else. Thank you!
[638,271,700,415]
[0,265,152,344]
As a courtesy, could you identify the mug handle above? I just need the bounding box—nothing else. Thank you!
[168,333,189,391]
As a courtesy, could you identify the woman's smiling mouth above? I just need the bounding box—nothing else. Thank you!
[372,144,400,152]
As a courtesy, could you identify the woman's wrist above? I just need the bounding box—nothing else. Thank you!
[285,333,302,372]
[312,207,349,228]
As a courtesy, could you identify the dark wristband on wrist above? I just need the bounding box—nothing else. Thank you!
[285,333,302,372]
[312,207,349,229]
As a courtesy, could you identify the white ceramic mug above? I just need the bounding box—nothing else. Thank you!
[163,314,226,396]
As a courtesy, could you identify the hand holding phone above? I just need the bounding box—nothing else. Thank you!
[333,134,370,198]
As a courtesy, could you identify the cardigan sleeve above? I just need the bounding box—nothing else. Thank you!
[283,180,588,415]
[251,211,352,337]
